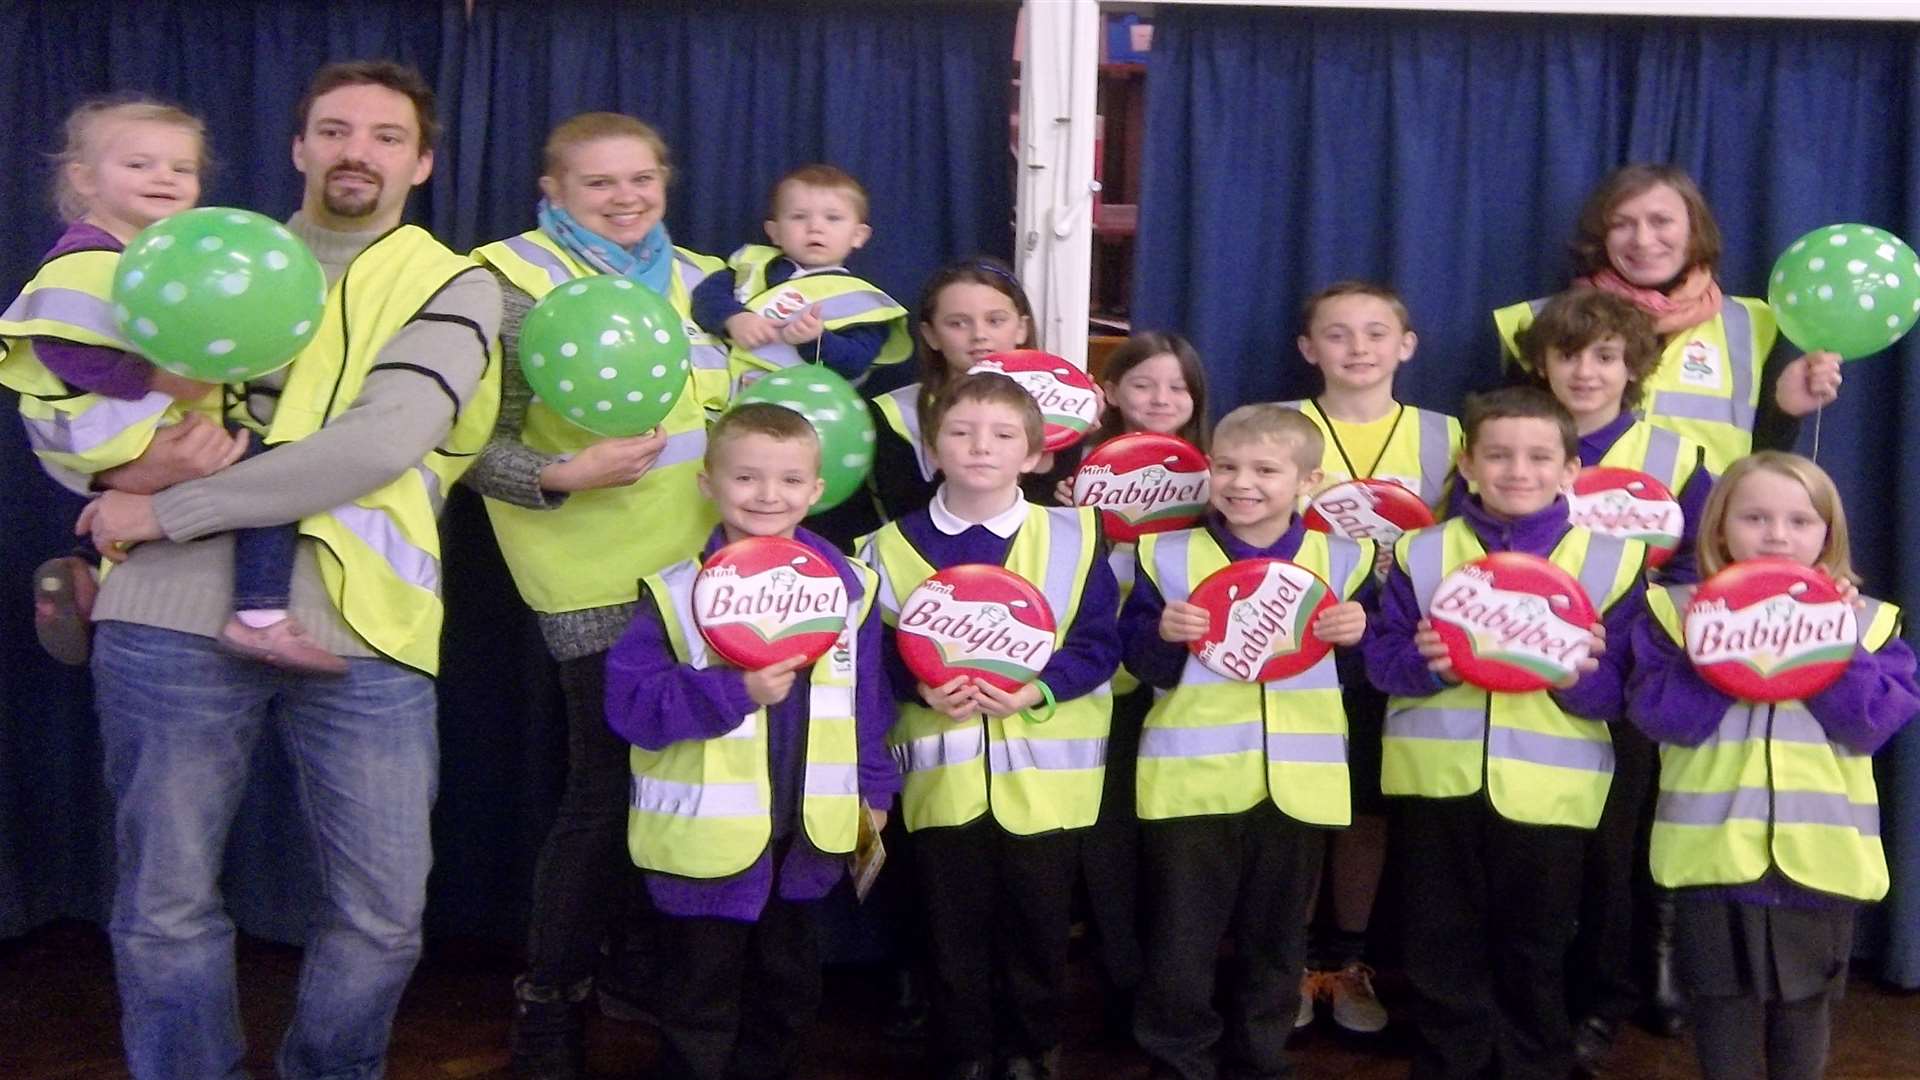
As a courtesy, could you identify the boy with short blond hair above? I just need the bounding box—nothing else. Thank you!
[1119,402,1374,1079]
[603,402,899,1080]
[692,163,910,390]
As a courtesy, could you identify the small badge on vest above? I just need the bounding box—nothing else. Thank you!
[761,286,811,322]
[1679,339,1722,388]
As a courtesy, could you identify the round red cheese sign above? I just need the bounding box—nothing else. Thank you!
[1303,478,1436,544]
[1683,559,1858,702]
[1070,432,1211,542]
[896,564,1058,693]
[1427,553,1598,693]
[968,350,1099,452]
[693,536,850,670]
[1187,559,1337,683]
[1569,466,1682,569]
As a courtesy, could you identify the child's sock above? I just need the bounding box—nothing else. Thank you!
[235,608,290,629]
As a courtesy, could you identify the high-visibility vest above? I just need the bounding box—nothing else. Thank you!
[626,553,875,878]
[861,504,1113,834]
[471,231,726,612]
[1381,518,1645,827]
[1134,527,1372,824]
[1280,399,1461,508]
[723,244,910,395]
[263,225,501,675]
[1109,539,1141,696]
[871,382,938,481]
[1495,295,1775,475]
[0,246,214,493]
[1645,585,1899,901]
[1591,418,1706,494]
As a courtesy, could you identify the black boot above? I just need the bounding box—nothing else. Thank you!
[1572,1014,1618,1077]
[510,975,591,1079]
[1642,890,1687,1037]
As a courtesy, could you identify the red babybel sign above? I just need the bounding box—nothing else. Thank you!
[968,349,1100,453]
[693,536,850,670]
[1187,559,1336,683]
[1303,478,1435,544]
[1427,552,1599,693]
[1684,559,1858,703]
[1070,432,1211,542]
[1569,466,1681,569]
[896,564,1058,693]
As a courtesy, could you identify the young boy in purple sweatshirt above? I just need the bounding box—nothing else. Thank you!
[1118,403,1373,1080]
[603,403,900,1080]
[1628,451,1920,1080]
[860,371,1119,1080]
[1364,386,1648,1080]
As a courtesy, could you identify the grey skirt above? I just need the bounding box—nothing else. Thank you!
[1674,893,1856,1003]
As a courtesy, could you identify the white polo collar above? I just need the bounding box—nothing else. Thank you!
[929,485,1028,538]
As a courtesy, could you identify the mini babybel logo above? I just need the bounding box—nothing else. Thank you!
[1305,479,1433,542]
[1198,564,1326,682]
[694,558,848,644]
[762,287,811,322]
[1072,456,1210,524]
[1685,593,1857,676]
[898,594,1055,679]
[1429,566,1591,679]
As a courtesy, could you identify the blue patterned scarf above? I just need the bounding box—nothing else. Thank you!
[537,198,674,297]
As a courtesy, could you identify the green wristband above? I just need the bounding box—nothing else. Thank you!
[1020,678,1058,723]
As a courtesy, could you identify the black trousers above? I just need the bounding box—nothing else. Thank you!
[1690,992,1833,1080]
[913,817,1077,1064]
[1396,796,1586,1080]
[1569,722,1658,1023]
[1134,804,1325,1080]
[1078,686,1149,995]
[652,896,823,1080]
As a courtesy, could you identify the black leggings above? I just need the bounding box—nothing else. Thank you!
[1690,991,1832,1080]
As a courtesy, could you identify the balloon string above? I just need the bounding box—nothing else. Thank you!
[1811,404,1823,462]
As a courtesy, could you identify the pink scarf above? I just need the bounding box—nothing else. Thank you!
[1576,265,1724,336]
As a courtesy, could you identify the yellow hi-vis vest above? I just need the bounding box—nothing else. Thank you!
[861,504,1113,834]
[1645,585,1900,902]
[263,225,501,675]
[1280,399,1462,509]
[871,382,938,481]
[1134,527,1373,825]
[1495,295,1775,475]
[1381,518,1645,827]
[627,554,875,878]
[471,231,725,612]
[722,243,910,395]
[0,246,217,493]
[1109,540,1141,696]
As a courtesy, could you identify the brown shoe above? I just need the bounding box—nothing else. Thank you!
[33,556,98,666]
[217,615,349,676]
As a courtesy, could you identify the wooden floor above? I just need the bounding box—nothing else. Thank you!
[5,919,1919,1079]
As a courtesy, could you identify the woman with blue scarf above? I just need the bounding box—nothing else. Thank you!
[463,111,730,1078]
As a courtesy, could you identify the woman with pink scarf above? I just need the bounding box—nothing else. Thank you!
[1495,164,1841,477]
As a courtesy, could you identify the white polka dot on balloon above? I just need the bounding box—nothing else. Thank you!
[1817,285,1834,301]
[679,359,689,372]
[133,317,158,337]
[653,329,671,344]
[219,273,249,296]
[1889,274,1903,288]
[1859,295,1876,310]
[1888,316,1902,329]
[862,429,875,443]
[264,250,289,271]
[160,282,187,305]
[1878,244,1897,261]
[599,366,618,380]
[113,304,130,322]
[123,270,144,289]
[567,284,588,296]
[613,280,633,290]
[599,330,620,347]
[596,401,612,412]
[650,365,667,378]
[1784,292,1800,306]
[529,353,546,367]
[627,391,644,402]
[227,366,248,377]
[148,235,174,251]
[1808,257,1826,272]
[809,383,831,394]
[273,225,294,242]
[206,339,235,356]
[842,453,867,468]
[558,379,574,392]
[658,392,673,404]
[292,320,312,336]
[1847,260,1868,274]
[225,213,250,225]
[1773,270,1785,284]
[1829,234,1849,246]
[560,343,578,357]
[570,407,585,418]
[198,236,223,252]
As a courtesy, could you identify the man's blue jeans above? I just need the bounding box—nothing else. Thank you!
[93,621,438,1079]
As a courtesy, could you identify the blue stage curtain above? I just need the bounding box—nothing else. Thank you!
[1,0,1016,946]
[1132,5,1920,984]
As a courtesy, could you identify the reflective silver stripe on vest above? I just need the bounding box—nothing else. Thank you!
[1385,708,1483,742]
[1037,507,1087,629]
[631,775,764,817]
[810,685,854,719]
[1647,299,1758,431]
[1140,718,1262,759]
[1574,535,1630,615]
[674,252,712,291]
[1403,526,1450,610]
[896,724,987,773]
[1416,410,1453,505]
[805,762,859,798]
[1489,726,1613,772]
[746,289,897,371]
[501,236,573,287]
[690,342,730,372]
[862,535,903,617]
[655,426,708,469]
[1268,732,1348,764]
[656,560,717,669]
[1108,546,1136,592]
[1642,427,1682,488]
[20,391,171,456]
[330,504,441,593]
[1656,786,1879,836]
[1,286,131,347]
[990,736,1108,773]
[883,385,937,480]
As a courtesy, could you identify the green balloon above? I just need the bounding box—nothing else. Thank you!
[110,207,327,381]
[733,368,876,512]
[520,276,691,436]
[1767,224,1920,361]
